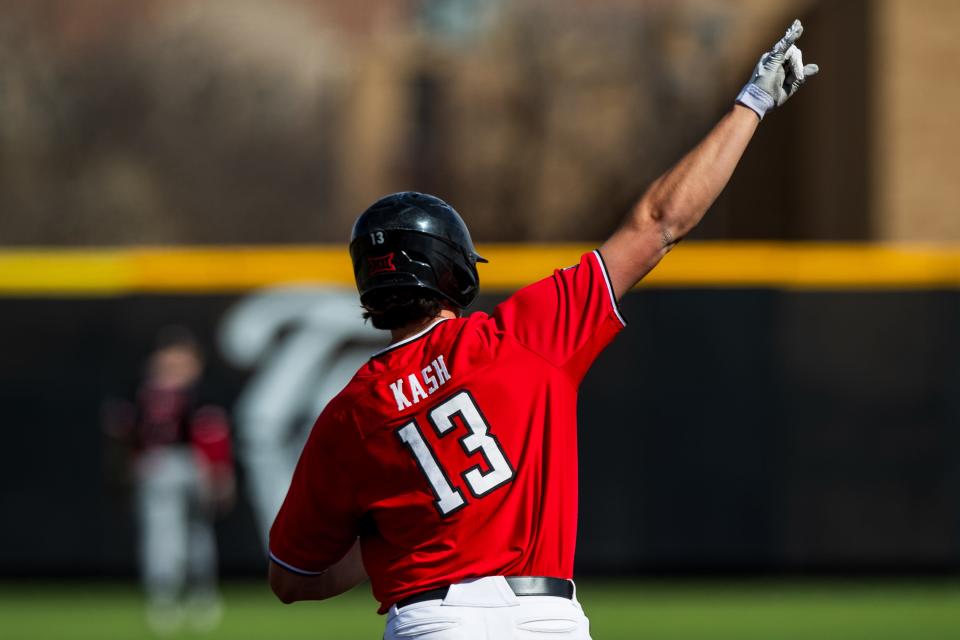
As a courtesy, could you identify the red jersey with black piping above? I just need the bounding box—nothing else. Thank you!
[269,250,625,613]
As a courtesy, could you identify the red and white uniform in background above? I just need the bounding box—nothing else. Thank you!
[270,250,625,616]
[133,385,232,474]
[117,383,234,629]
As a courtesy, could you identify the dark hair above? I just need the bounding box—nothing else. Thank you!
[362,289,446,330]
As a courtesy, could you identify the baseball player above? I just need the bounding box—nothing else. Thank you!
[104,328,235,635]
[268,20,818,639]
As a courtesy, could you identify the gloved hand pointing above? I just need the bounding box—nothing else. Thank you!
[736,19,820,119]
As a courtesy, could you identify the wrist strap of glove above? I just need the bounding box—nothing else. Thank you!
[736,84,775,120]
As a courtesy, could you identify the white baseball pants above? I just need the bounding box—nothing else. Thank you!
[136,447,220,609]
[384,576,592,640]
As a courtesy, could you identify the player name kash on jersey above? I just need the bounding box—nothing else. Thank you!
[389,355,451,412]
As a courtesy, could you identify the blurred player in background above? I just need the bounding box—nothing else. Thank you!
[267,20,817,639]
[103,327,235,636]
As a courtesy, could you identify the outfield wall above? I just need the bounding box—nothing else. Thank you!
[2,244,959,577]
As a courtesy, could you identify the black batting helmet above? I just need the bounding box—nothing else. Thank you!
[349,192,487,309]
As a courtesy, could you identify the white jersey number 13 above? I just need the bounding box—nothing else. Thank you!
[396,390,514,517]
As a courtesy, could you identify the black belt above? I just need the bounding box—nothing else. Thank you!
[396,576,573,609]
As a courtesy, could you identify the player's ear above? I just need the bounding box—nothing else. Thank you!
[443,300,463,318]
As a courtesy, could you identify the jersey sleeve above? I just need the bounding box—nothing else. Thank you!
[268,407,361,575]
[491,249,626,382]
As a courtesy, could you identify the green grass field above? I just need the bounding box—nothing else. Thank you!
[2,580,960,639]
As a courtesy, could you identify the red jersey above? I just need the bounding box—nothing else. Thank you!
[269,250,625,613]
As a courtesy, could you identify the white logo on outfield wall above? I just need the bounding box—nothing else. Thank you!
[219,288,385,543]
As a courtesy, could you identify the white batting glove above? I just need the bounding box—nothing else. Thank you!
[736,19,820,119]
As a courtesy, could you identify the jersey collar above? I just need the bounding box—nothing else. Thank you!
[369,317,450,359]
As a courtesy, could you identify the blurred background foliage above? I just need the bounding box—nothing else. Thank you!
[8,0,950,246]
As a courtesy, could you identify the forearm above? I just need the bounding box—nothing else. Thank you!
[600,19,817,299]
[637,17,816,244]
[600,105,759,296]
[270,540,368,604]
[637,105,759,245]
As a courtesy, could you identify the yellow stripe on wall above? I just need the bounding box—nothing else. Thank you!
[0,250,132,295]
[2,243,960,296]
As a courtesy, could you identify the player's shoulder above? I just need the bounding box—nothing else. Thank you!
[299,386,374,467]
[308,382,362,442]
[496,250,615,308]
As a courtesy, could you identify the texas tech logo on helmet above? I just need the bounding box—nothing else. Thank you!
[368,253,397,276]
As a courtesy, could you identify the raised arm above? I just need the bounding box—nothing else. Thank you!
[600,19,819,299]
